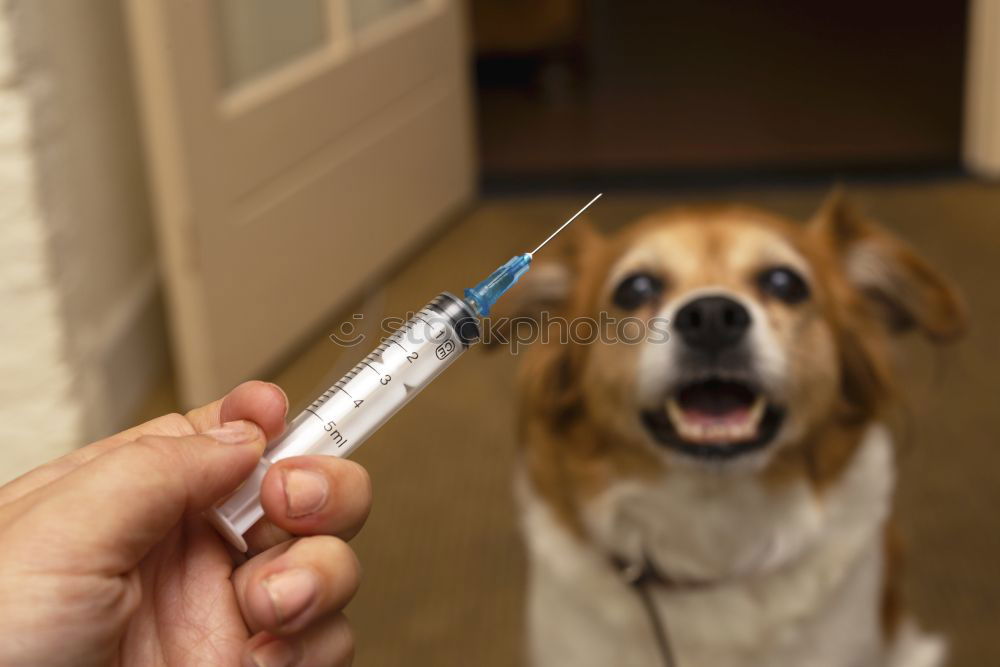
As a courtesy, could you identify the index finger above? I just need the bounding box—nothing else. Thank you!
[0,381,288,506]
[5,423,267,573]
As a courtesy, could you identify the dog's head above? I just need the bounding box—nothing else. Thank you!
[502,193,965,479]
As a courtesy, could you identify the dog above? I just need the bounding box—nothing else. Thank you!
[499,193,965,667]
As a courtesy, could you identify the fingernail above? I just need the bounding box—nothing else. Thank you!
[205,420,260,444]
[267,382,290,419]
[248,638,299,667]
[261,568,317,627]
[283,468,328,518]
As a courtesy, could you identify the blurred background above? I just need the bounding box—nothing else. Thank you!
[0,0,997,664]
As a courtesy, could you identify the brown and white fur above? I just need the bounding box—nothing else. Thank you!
[500,193,965,667]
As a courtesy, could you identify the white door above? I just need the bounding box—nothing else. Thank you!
[125,0,475,406]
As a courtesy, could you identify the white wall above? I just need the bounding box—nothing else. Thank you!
[0,9,84,481]
[0,0,166,482]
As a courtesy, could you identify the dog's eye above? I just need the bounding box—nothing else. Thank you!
[612,272,664,310]
[757,267,810,304]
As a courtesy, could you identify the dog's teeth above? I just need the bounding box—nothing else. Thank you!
[748,396,766,425]
[666,394,769,444]
[666,398,685,426]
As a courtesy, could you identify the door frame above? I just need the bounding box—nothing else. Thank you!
[965,0,1000,178]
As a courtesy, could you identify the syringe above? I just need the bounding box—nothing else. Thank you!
[208,193,602,551]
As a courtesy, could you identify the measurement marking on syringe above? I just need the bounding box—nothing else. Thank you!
[311,389,334,408]
[414,315,446,340]
[389,339,408,353]
[361,361,380,375]
[305,408,323,421]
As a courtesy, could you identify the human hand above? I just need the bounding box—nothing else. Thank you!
[0,380,372,666]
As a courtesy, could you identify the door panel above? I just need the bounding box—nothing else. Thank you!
[219,8,461,197]
[349,0,422,31]
[126,0,474,406]
[208,81,471,388]
[215,0,330,87]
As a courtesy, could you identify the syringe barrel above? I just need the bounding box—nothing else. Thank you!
[207,292,480,551]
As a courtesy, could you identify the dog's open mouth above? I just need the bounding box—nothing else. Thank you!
[642,379,785,459]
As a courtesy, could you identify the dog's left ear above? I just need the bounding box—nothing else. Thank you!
[809,190,967,342]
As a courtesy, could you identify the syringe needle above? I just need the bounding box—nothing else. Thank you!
[464,193,604,316]
[529,193,603,257]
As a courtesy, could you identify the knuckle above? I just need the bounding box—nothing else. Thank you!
[128,436,176,468]
[131,432,185,454]
[120,436,188,493]
[159,412,195,436]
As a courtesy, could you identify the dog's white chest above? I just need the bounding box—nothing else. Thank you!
[521,425,913,667]
[586,464,824,584]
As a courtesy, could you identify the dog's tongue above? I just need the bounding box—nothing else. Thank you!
[679,406,752,426]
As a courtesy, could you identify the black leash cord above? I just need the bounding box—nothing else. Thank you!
[620,561,678,667]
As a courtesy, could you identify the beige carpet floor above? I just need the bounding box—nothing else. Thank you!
[142,179,1000,666]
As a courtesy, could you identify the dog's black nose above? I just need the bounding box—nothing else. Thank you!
[674,296,751,350]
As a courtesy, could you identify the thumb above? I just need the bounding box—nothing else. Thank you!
[13,420,266,573]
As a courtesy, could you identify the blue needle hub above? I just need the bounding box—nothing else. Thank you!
[464,253,532,316]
